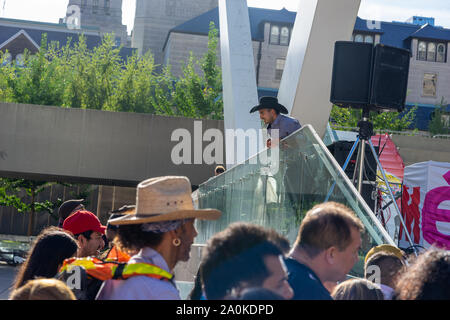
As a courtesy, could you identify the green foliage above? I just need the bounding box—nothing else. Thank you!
[330,106,360,128]
[330,105,418,132]
[0,25,223,226]
[428,98,450,135]
[0,25,223,119]
[0,178,60,215]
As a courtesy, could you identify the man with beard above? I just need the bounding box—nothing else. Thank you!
[63,210,106,258]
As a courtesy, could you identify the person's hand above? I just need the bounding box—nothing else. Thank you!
[267,138,281,148]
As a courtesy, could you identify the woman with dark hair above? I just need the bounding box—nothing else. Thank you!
[13,226,78,289]
[394,248,449,300]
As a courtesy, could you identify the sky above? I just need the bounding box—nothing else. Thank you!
[1,0,450,35]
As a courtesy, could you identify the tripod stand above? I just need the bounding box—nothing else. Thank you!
[326,108,418,255]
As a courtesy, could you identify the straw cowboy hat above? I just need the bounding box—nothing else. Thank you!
[364,244,406,265]
[249,96,289,114]
[108,176,221,225]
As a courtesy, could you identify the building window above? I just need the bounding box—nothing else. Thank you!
[437,43,446,62]
[423,73,437,97]
[93,0,99,13]
[417,40,446,62]
[104,0,110,15]
[418,41,427,60]
[364,35,374,44]
[166,0,176,16]
[280,27,290,45]
[354,34,364,42]
[442,114,450,128]
[275,58,285,80]
[270,25,280,45]
[353,33,375,44]
[427,43,436,61]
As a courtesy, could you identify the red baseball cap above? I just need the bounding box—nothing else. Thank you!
[63,210,106,235]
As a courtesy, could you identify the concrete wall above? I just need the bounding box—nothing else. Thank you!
[391,135,450,166]
[164,32,220,77]
[66,0,128,44]
[0,102,224,187]
[133,0,217,65]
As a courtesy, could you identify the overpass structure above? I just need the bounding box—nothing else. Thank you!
[0,102,223,188]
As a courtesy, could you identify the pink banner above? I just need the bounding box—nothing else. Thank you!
[400,161,450,250]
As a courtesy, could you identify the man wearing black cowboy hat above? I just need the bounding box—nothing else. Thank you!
[251,96,302,213]
[250,96,301,148]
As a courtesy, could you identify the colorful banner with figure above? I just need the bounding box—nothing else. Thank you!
[400,161,450,250]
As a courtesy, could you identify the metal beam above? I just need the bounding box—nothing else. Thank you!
[278,0,361,138]
[219,0,263,168]
[0,102,222,187]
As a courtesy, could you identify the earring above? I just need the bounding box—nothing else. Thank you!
[173,238,181,247]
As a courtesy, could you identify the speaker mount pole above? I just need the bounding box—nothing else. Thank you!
[356,108,417,255]
[367,138,418,256]
[328,106,418,255]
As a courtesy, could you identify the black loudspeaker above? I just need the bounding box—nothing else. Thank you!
[360,183,376,211]
[327,141,378,182]
[370,45,410,112]
[330,42,374,106]
[330,41,411,112]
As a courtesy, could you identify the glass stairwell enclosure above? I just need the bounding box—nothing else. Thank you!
[195,124,395,277]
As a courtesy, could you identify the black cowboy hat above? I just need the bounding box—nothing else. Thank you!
[250,96,289,114]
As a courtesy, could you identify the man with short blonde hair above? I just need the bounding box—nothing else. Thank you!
[286,202,365,300]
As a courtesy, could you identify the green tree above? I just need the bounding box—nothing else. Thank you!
[0,179,61,236]
[5,35,66,107]
[330,105,418,132]
[110,51,157,113]
[428,98,450,135]
[0,25,224,235]
[157,21,223,119]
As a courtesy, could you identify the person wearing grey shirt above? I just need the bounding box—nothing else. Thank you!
[250,96,302,211]
[250,96,301,147]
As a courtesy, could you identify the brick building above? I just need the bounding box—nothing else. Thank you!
[62,0,128,46]
[0,17,134,65]
[160,7,450,131]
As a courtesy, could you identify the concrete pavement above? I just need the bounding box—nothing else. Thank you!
[0,263,17,299]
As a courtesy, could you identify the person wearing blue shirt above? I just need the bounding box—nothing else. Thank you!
[250,97,302,210]
[250,96,301,147]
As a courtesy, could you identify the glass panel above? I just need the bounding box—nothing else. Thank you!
[437,44,446,63]
[196,125,394,277]
[427,43,436,61]
[270,25,280,45]
[418,41,427,60]
[280,27,289,45]
[354,34,363,43]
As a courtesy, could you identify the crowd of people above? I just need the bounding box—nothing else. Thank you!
[7,175,449,301]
